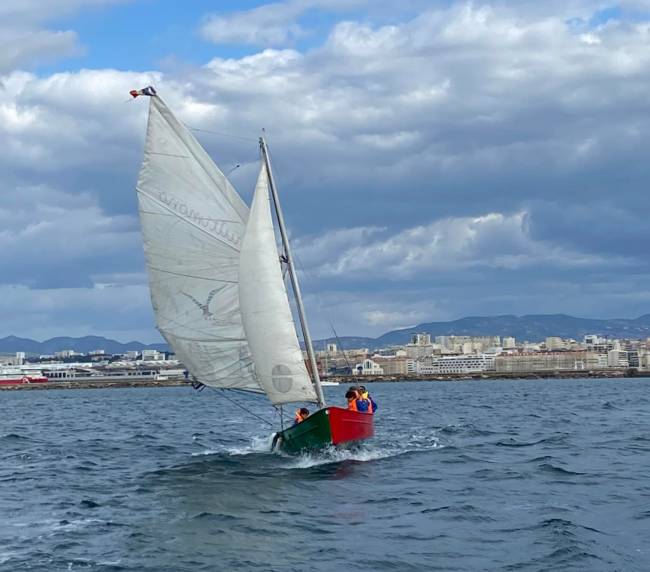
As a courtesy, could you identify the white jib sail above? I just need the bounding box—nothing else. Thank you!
[136,96,260,392]
[239,165,318,405]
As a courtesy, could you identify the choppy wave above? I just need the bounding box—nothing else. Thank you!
[2,378,649,571]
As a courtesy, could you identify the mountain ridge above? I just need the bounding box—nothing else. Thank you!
[313,313,650,350]
[0,335,168,355]
[2,314,650,354]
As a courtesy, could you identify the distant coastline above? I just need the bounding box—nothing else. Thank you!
[3,314,650,356]
[2,369,648,391]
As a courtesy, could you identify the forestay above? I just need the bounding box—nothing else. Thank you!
[135,96,260,392]
[239,166,318,405]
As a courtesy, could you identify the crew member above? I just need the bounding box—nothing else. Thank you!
[356,385,378,414]
[293,407,310,425]
[345,388,359,411]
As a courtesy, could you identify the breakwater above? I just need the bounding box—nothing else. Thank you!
[1,368,647,391]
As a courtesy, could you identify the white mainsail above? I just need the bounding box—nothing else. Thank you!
[238,166,318,405]
[136,96,260,392]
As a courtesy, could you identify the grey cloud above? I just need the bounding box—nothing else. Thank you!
[0,182,142,288]
[3,1,650,339]
[0,30,79,72]
[297,212,621,280]
[0,284,157,342]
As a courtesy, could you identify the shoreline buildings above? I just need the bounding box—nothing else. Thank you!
[317,333,650,377]
[2,331,650,385]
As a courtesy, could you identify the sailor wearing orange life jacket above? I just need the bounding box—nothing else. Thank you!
[346,386,378,414]
[293,407,310,425]
[345,388,360,411]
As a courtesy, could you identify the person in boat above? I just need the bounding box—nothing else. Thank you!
[345,388,360,411]
[293,407,310,425]
[356,385,378,414]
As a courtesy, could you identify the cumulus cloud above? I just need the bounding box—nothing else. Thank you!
[0,0,128,72]
[4,1,650,339]
[201,2,307,47]
[300,212,623,280]
[200,0,364,46]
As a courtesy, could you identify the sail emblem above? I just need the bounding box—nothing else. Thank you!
[182,289,220,320]
[271,364,293,393]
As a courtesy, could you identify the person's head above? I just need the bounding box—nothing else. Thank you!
[299,407,310,419]
[359,385,368,397]
[345,389,358,400]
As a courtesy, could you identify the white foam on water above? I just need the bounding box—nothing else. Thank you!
[0,552,17,565]
[227,434,274,456]
[285,430,445,469]
[52,518,106,533]
[190,430,444,465]
[191,449,221,457]
[228,435,275,456]
[286,445,397,469]
[192,434,275,457]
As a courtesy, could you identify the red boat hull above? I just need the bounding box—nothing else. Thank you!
[0,376,48,386]
[327,406,374,445]
[273,406,374,453]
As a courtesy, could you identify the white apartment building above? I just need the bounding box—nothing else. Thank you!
[352,358,384,376]
[405,333,434,359]
[416,354,494,374]
[496,351,600,372]
[372,355,408,375]
[435,336,501,354]
[584,334,607,346]
[141,349,165,361]
[608,350,629,368]
[55,350,78,358]
[407,359,417,374]
[544,337,566,351]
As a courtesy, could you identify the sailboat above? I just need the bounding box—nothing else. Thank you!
[132,88,374,453]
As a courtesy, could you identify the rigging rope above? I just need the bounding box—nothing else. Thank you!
[203,386,276,428]
[186,125,258,142]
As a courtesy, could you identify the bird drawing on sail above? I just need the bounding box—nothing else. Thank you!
[181,289,221,320]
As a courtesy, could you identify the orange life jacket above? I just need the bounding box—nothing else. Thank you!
[347,398,358,412]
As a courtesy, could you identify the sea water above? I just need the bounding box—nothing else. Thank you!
[1,379,649,571]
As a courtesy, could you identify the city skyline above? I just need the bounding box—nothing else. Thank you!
[2,1,650,342]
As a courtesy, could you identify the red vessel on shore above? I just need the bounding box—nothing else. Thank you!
[0,370,48,386]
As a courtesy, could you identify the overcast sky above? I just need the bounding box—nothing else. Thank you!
[2,0,650,342]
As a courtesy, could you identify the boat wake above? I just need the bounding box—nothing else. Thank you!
[284,431,445,469]
[192,434,276,457]
[285,445,396,469]
[190,428,445,471]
